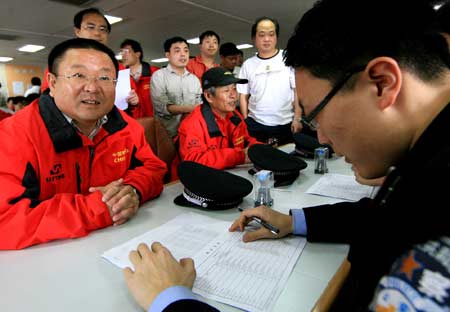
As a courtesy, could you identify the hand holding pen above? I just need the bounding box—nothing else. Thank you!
[237,207,280,234]
[229,206,294,243]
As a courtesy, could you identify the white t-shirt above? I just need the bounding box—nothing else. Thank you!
[237,50,295,126]
[24,85,40,97]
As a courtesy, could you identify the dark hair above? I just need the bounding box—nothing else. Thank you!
[219,42,240,57]
[73,8,111,33]
[251,16,280,38]
[48,38,119,77]
[25,93,40,104]
[12,96,26,105]
[436,1,450,35]
[284,0,449,88]
[199,30,220,44]
[164,37,189,52]
[120,39,143,62]
[31,77,41,86]
[7,97,14,102]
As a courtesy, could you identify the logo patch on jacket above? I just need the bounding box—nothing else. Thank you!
[113,148,129,163]
[187,139,200,149]
[46,163,65,182]
[234,136,245,146]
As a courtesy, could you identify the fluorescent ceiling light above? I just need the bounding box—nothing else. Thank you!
[0,57,13,62]
[18,44,45,53]
[236,44,253,49]
[187,37,200,44]
[105,15,123,25]
[115,53,122,60]
[151,58,169,63]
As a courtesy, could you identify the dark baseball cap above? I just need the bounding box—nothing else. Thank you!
[219,42,240,56]
[202,67,248,89]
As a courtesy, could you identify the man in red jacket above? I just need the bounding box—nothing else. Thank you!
[0,38,167,250]
[120,39,159,118]
[177,67,260,169]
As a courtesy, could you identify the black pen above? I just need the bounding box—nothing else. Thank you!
[238,207,280,235]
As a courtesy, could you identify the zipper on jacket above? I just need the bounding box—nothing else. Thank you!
[89,146,95,168]
[75,162,81,193]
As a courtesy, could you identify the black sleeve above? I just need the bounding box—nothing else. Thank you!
[164,299,220,312]
[303,197,374,244]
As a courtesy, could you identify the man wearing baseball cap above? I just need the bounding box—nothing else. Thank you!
[177,67,261,169]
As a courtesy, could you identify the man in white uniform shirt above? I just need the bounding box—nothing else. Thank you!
[238,17,302,145]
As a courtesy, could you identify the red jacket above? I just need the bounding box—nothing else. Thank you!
[0,94,167,249]
[0,110,12,121]
[128,62,159,118]
[186,55,219,81]
[178,104,260,169]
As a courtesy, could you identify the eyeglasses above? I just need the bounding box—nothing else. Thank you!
[56,72,117,88]
[82,24,109,34]
[300,65,366,131]
[120,48,130,55]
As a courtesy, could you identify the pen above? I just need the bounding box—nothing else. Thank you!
[238,207,280,235]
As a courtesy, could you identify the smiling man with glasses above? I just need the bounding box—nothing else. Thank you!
[0,38,167,250]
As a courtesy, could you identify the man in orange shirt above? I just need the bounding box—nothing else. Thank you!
[186,30,220,81]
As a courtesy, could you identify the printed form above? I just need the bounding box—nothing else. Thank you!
[102,212,306,312]
[306,173,377,201]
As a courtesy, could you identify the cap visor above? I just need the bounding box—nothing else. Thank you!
[216,77,248,87]
[174,194,200,208]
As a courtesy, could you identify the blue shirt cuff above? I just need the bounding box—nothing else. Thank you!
[290,209,307,236]
[148,286,197,312]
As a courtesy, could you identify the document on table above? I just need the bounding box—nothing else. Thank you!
[306,173,377,201]
[102,212,306,312]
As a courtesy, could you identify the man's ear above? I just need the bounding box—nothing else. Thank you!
[47,72,57,97]
[366,57,402,110]
[165,52,170,59]
[204,90,213,103]
[74,27,81,38]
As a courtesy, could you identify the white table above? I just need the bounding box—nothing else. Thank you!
[0,145,351,312]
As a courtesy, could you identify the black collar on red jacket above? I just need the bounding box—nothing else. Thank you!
[200,103,242,138]
[38,93,128,153]
[141,62,151,77]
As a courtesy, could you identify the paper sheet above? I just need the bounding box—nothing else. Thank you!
[114,68,131,110]
[306,173,376,201]
[102,213,306,312]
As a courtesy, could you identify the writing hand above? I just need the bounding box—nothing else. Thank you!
[229,206,294,242]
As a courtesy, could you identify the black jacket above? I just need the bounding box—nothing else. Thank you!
[304,103,450,311]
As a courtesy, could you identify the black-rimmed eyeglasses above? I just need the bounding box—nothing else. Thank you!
[300,65,366,131]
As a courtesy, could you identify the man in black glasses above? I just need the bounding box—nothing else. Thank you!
[122,0,450,311]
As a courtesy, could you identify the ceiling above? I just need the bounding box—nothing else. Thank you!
[0,0,316,67]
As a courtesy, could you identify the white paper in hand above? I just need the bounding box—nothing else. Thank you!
[114,68,131,110]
